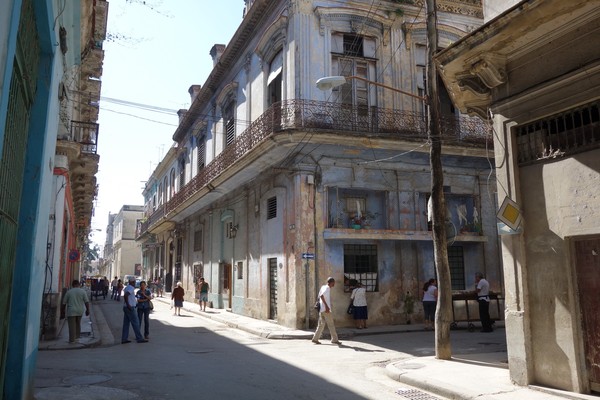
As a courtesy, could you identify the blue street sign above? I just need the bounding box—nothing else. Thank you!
[302,253,315,259]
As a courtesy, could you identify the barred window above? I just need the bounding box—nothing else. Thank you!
[516,101,600,165]
[448,246,465,290]
[344,244,378,292]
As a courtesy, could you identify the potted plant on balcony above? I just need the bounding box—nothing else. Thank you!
[350,213,364,229]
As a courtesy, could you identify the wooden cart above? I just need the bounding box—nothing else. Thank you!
[450,292,503,331]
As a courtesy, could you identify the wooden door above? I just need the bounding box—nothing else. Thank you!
[574,237,600,390]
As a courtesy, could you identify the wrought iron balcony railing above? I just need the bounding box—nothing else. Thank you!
[70,120,99,154]
[138,99,490,235]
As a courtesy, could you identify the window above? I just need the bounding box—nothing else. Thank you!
[237,261,243,280]
[331,33,376,108]
[193,229,202,252]
[344,244,378,292]
[223,102,235,147]
[163,176,169,202]
[415,44,427,114]
[158,183,163,205]
[197,135,206,171]
[448,246,465,290]
[170,169,176,196]
[178,155,186,190]
[267,196,277,220]
[267,50,283,106]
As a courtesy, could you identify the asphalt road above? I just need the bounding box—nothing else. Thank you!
[34,297,507,400]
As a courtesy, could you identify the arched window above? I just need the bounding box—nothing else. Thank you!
[267,50,283,106]
[170,168,176,196]
[163,176,169,202]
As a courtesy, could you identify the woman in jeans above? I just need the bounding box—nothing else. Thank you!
[136,281,152,340]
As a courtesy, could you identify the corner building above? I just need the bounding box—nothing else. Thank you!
[138,0,502,330]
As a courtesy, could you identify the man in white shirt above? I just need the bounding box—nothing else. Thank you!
[312,277,341,345]
[475,272,493,332]
[121,278,148,343]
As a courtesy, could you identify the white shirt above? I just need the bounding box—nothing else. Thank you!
[351,287,367,307]
[423,285,437,302]
[477,278,490,301]
[124,284,137,307]
[318,284,332,312]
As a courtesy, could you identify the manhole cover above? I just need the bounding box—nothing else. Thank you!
[396,363,426,370]
[62,373,112,385]
[396,388,440,399]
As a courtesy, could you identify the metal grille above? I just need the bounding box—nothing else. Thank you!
[70,120,99,154]
[448,246,465,290]
[344,244,378,292]
[269,258,277,319]
[516,100,600,165]
[396,388,441,400]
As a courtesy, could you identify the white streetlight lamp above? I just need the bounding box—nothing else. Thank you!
[316,75,427,102]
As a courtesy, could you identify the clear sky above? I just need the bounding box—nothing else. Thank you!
[91,0,243,247]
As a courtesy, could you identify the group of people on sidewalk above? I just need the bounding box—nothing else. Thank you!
[311,271,494,345]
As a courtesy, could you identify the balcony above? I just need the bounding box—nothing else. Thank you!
[70,120,99,154]
[138,99,491,237]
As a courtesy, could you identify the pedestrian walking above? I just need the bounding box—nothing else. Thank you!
[101,276,109,299]
[116,279,124,301]
[422,278,438,331]
[197,277,209,311]
[156,277,164,297]
[172,281,185,316]
[136,281,152,340]
[61,280,90,343]
[312,277,341,345]
[111,276,119,299]
[350,281,368,329]
[121,278,148,343]
[475,272,493,332]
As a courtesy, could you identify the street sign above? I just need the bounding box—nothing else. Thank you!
[302,253,315,259]
[68,249,80,262]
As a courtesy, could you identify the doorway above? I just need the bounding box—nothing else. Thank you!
[574,236,600,391]
[269,258,278,320]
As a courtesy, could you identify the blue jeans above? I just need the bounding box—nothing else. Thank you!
[122,306,144,342]
[137,306,150,337]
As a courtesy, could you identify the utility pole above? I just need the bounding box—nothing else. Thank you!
[426,0,452,359]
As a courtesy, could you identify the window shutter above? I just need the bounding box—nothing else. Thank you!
[364,37,376,58]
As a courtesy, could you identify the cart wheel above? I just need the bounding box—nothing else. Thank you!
[450,322,458,330]
[468,323,475,332]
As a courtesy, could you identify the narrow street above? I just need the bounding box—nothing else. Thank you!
[34,298,507,400]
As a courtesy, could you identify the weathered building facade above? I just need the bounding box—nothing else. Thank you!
[112,205,144,280]
[0,0,107,397]
[436,0,600,394]
[138,0,501,330]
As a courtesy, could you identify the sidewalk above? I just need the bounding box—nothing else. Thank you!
[38,297,598,400]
